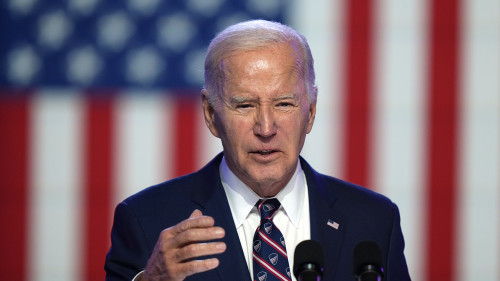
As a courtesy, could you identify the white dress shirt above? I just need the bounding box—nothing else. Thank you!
[220,156,311,281]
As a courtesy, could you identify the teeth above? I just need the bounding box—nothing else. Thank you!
[259,150,273,155]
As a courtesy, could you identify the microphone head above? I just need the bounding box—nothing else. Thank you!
[293,240,325,279]
[353,241,384,278]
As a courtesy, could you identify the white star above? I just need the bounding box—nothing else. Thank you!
[126,46,164,85]
[97,11,135,51]
[66,46,103,85]
[38,10,73,50]
[8,0,38,16]
[246,0,282,18]
[68,0,100,16]
[128,0,161,16]
[186,0,224,17]
[184,48,206,85]
[157,13,197,52]
[7,45,41,85]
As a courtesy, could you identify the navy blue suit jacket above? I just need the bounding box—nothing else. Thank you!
[105,153,411,280]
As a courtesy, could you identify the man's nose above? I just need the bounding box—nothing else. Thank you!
[254,106,277,137]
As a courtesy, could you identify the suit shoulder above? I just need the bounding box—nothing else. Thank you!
[312,172,399,218]
[314,173,402,234]
[300,156,394,208]
[328,175,392,202]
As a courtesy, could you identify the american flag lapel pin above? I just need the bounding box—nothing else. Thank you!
[327,219,340,230]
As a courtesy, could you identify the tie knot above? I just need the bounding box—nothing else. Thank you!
[256,198,281,221]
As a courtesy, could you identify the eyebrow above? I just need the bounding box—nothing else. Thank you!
[229,96,255,104]
[229,93,297,104]
[275,93,297,100]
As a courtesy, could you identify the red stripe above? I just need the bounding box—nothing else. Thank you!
[82,94,115,281]
[258,230,287,257]
[257,201,278,219]
[172,95,199,177]
[253,254,290,281]
[343,0,375,187]
[0,93,30,281]
[425,0,461,280]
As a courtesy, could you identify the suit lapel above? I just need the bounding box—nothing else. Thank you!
[188,154,345,281]
[302,158,345,280]
[190,154,252,281]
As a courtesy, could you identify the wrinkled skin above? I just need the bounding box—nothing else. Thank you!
[202,43,316,197]
[140,43,316,281]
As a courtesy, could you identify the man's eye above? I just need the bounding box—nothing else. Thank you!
[277,102,293,107]
[234,104,254,112]
[236,104,253,109]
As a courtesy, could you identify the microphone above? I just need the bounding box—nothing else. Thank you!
[293,240,325,281]
[353,241,384,281]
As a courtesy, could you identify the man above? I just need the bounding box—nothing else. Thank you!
[105,20,411,281]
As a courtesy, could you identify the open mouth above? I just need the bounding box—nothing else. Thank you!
[254,150,278,155]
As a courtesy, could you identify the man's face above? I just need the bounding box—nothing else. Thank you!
[202,43,316,197]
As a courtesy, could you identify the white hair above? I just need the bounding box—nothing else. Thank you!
[203,19,317,107]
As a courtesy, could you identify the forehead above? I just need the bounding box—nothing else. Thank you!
[224,43,299,73]
[221,44,304,96]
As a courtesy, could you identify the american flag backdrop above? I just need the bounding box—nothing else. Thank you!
[0,0,499,280]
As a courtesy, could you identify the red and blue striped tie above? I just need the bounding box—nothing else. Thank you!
[253,198,291,281]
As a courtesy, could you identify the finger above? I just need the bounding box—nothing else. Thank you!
[158,214,223,248]
[161,213,214,240]
[173,226,225,248]
[176,214,216,233]
[179,258,220,277]
[175,241,226,262]
[189,209,203,218]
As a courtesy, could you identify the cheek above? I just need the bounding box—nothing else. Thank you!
[285,115,310,144]
[282,113,306,130]
[218,116,249,144]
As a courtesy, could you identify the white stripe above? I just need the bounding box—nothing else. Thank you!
[253,254,289,281]
[288,0,343,177]
[372,1,428,280]
[458,0,500,279]
[259,231,288,257]
[29,91,83,281]
[113,91,170,205]
[197,99,223,168]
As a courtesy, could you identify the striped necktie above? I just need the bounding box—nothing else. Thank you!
[253,198,291,281]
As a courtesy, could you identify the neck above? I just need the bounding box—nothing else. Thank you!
[249,182,285,198]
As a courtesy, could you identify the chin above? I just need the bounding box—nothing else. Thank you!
[250,165,282,178]
[250,171,288,187]
[237,161,292,188]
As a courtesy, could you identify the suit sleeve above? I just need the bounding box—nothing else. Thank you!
[386,203,412,281]
[105,202,152,281]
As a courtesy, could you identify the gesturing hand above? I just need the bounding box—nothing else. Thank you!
[139,209,226,281]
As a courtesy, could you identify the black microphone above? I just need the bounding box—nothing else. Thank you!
[293,240,325,281]
[353,241,385,281]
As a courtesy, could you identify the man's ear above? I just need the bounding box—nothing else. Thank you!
[306,91,317,134]
[201,90,220,138]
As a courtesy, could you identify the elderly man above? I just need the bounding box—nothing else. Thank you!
[105,20,411,281]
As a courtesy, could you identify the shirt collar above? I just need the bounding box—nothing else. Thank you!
[220,156,306,229]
